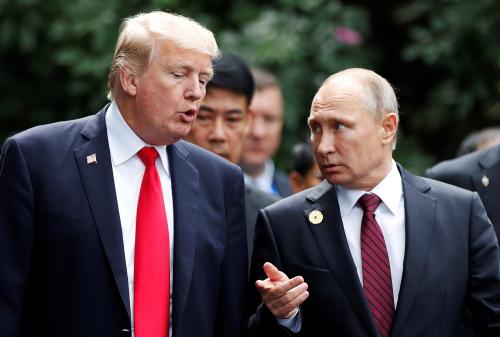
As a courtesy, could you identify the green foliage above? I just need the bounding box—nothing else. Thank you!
[396,0,500,164]
[1,0,498,175]
[217,1,376,169]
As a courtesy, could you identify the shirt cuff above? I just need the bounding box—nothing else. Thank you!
[276,309,301,333]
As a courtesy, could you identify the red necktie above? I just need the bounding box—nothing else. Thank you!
[134,147,170,337]
[359,193,394,337]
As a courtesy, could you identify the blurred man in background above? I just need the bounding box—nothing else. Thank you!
[425,142,500,239]
[288,141,322,193]
[455,126,500,157]
[185,51,279,265]
[240,67,292,197]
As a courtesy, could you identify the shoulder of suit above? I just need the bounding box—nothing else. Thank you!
[424,149,484,179]
[10,113,101,148]
[421,174,477,199]
[246,185,280,204]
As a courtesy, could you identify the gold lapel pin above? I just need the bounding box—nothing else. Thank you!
[481,174,489,188]
[309,210,323,225]
[86,153,97,165]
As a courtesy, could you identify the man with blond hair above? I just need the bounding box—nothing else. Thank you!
[0,11,248,337]
[245,68,500,336]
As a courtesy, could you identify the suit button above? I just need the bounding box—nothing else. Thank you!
[121,328,131,336]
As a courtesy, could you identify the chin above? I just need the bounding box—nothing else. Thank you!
[245,155,266,166]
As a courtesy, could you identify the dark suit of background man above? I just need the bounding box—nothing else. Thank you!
[425,143,500,240]
[0,11,248,337]
[245,68,500,337]
[184,50,279,266]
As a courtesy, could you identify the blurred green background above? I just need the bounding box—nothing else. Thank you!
[1,0,499,174]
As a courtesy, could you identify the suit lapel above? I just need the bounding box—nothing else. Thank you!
[305,181,379,337]
[74,109,131,318]
[390,166,436,337]
[168,141,200,335]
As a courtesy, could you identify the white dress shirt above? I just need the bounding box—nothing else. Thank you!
[106,101,174,336]
[279,160,405,332]
[336,160,405,306]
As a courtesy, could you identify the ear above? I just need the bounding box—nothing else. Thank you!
[380,112,398,146]
[289,171,303,194]
[118,67,138,96]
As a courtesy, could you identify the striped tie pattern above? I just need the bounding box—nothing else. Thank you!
[359,193,394,337]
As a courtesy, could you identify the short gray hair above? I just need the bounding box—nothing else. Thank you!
[107,11,219,100]
[324,68,399,149]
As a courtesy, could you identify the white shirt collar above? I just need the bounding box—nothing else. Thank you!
[337,160,402,218]
[105,101,170,176]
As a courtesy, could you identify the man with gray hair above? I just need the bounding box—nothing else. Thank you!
[0,11,248,337]
[245,68,500,336]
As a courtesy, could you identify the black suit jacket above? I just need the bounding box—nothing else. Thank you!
[0,106,248,337]
[425,144,500,239]
[245,185,279,264]
[246,165,500,337]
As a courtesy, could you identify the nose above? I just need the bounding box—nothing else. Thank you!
[208,117,227,142]
[316,131,335,157]
[185,77,204,101]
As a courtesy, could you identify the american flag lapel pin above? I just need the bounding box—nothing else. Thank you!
[86,153,97,165]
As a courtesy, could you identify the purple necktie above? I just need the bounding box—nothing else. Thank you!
[359,193,394,337]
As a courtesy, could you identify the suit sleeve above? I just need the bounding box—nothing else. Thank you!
[0,138,35,337]
[467,192,500,334]
[244,209,295,337]
[213,169,248,337]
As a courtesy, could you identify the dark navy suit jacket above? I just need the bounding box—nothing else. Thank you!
[0,106,248,337]
[246,165,500,337]
[425,144,500,240]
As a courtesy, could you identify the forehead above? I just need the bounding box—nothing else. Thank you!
[309,78,368,120]
[155,39,213,74]
[251,87,283,114]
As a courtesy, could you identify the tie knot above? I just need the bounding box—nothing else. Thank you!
[137,147,159,167]
[358,193,381,214]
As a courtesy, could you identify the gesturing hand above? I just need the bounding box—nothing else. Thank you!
[255,262,309,319]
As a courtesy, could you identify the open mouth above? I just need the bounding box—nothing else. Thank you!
[179,109,196,123]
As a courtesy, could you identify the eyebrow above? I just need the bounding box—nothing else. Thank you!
[307,115,317,125]
[225,109,244,115]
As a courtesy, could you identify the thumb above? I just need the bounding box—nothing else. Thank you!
[263,262,288,283]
